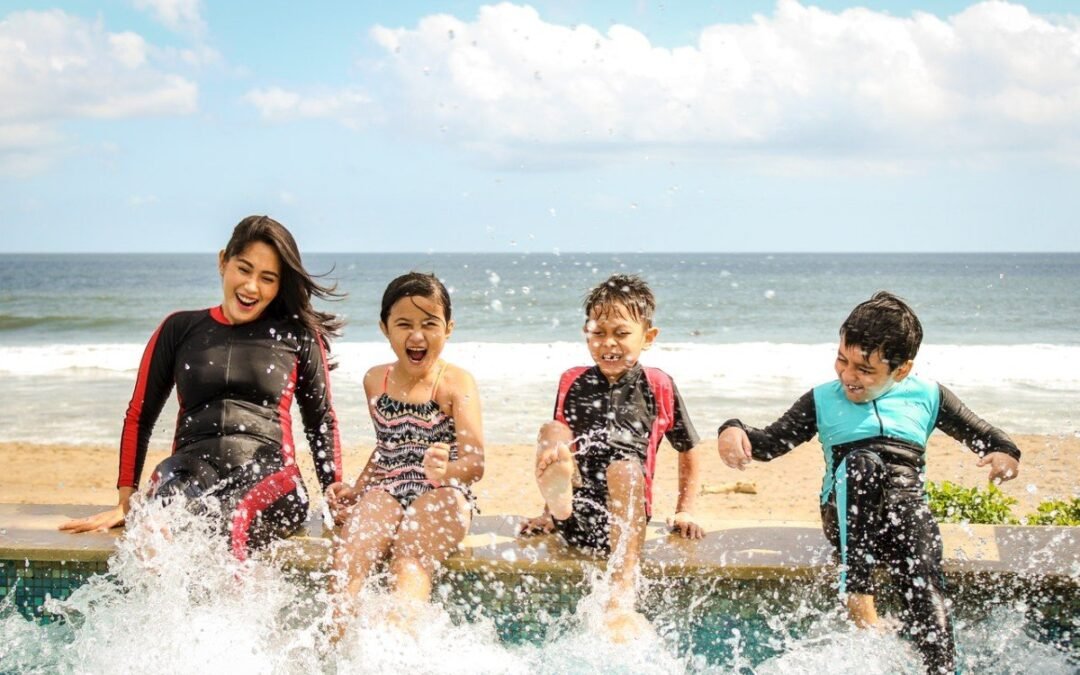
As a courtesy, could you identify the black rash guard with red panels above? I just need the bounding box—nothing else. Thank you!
[118,305,342,558]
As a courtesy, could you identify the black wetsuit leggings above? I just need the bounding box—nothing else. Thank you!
[821,450,955,674]
[150,453,309,561]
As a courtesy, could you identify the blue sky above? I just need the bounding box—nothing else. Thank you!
[1,0,1078,253]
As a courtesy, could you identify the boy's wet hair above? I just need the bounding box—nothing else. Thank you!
[840,291,923,370]
[380,272,452,325]
[584,274,656,326]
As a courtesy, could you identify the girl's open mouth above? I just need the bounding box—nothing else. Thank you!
[406,347,427,363]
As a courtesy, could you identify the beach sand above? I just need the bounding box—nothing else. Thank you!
[2,434,1077,524]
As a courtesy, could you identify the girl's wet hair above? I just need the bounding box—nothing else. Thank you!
[584,274,656,326]
[223,215,345,342]
[840,291,923,370]
[380,272,452,325]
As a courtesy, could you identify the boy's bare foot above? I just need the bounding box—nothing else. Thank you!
[536,442,574,520]
[601,608,654,643]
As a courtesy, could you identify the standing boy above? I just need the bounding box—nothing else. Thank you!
[522,274,703,641]
[717,291,1021,674]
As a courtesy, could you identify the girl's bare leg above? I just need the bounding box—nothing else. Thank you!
[388,487,472,603]
[331,490,405,627]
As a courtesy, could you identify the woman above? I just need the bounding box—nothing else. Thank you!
[61,215,344,560]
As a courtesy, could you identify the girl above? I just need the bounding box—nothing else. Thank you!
[61,215,344,560]
[327,272,484,620]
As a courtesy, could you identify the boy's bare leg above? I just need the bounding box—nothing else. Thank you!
[847,593,880,628]
[536,421,575,520]
[331,490,405,633]
[602,459,650,642]
[388,487,472,614]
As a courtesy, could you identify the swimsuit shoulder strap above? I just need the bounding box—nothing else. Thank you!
[430,360,448,400]
[382,365,391,395]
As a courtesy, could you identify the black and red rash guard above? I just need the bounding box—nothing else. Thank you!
[118,306,342,493]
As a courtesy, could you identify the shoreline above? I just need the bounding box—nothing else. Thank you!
[3,434,1076,523]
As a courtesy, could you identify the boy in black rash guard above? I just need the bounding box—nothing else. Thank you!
[717,291,1021,674]
[522,274,703,642]
[61,216,344,561]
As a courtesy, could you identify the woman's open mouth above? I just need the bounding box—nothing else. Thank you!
[236,293,259,310]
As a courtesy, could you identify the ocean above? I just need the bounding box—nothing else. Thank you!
[1,252,1077,447]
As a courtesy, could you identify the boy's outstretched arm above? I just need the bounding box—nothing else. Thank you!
[935,385,1021,483]
[717,391,818,469]
[669,445,704,539]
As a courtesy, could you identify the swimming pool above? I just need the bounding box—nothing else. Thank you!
[2,505,1078,673]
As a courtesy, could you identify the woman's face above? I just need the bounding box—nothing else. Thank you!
[218,241,281,325]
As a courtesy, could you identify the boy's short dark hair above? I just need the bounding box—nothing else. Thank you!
[584,274,656,326]
[840,291,923,370]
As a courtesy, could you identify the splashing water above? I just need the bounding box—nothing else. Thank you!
[1,498,1077,673]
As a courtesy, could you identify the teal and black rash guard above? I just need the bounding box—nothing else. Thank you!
[720,375,1020,675]
[720,375,1021,500]
[118,306,342,558]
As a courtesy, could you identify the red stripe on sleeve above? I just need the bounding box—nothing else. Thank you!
[642,368,675,519]
[117,318,169,488]
[315,334,342,482]
[554,367,589,425]
[278,364,297,466]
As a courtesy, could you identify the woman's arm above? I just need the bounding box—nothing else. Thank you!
[295,332,343,491]
[62,313,183,532]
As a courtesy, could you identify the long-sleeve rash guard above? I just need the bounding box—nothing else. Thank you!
[118,306,342,492]
[719,376,1020,500]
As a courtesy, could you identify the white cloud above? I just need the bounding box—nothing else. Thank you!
[245,86,377,130]
[0,10,198,175]
[0,10,198,122]
[361,1,1080,166]
[0,123,66,177]
[131,0,205,37]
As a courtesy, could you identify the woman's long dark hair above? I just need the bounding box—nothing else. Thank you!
[223,215,345,343]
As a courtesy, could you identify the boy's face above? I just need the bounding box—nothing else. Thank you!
[834,338,913,403]
[584,302,658,383]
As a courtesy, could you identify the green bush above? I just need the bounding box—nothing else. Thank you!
[926,480,1019,525]
[1025,497,1080,526]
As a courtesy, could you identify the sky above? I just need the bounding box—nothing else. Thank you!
[1,0,1079,253]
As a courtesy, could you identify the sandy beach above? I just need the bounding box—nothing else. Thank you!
[2,434,1076,524]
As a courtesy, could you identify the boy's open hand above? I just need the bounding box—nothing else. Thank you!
[977,451,1020,484]
[717,427,753,470]
[324,482,358,525]
[423,442,452,482]
[519,511,555,536]
[667,511,705,539]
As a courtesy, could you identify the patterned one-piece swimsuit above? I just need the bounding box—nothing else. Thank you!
[366,363,471,509]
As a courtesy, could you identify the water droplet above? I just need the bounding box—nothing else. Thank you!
[764,290,776,300]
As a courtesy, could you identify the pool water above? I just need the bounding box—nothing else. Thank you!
[1,504,1078,674]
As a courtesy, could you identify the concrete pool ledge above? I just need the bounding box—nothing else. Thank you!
[2,503,1079,582]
